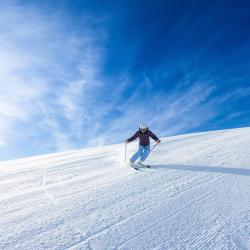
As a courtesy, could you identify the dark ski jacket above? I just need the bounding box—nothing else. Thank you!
[127,130,159,146]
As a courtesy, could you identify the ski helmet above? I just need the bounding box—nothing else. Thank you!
[139,123,148,133]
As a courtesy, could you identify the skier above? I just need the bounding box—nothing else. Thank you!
[125,124,161,167]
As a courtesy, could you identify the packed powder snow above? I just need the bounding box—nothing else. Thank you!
[0,127,249,249]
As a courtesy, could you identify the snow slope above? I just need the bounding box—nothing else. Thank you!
[0,127,250,250]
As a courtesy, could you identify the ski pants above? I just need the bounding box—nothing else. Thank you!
[131,145,150,163]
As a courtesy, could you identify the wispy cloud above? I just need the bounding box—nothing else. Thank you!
[0,1,249,161]
[78,76,216,146]
[0,2,106,157]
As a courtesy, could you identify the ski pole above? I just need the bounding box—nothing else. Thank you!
[124,142,127,163]
[150,141,159,153]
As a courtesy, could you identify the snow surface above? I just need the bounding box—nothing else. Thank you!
[0,127,250,250]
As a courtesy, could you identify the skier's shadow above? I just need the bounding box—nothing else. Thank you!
[152,164,250,176]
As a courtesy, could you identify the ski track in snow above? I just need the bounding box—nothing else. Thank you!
[0,127,250,250]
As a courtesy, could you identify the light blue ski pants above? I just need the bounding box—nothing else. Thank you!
[131,145,150,163]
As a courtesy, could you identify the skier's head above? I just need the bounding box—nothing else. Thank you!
[139,123,148,133]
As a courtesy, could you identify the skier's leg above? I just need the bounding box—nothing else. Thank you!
[130,146,144,163]
[140,145,150,162]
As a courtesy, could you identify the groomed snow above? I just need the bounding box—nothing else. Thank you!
[0,127,250,249]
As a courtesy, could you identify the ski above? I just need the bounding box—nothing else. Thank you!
[132,166,139,170]
[127,163,139,170]
[126,159,152,170]
[127,162,150,170]
[138,162,151,168]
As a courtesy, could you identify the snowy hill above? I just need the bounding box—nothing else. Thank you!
[0,127,250,250]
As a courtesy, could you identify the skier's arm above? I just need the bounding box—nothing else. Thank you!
[149,131,160,143]
[126,131,139,143]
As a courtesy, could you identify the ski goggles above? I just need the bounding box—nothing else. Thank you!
[140,128,147,133]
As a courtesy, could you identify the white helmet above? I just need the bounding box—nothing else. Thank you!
[139,123,148,132]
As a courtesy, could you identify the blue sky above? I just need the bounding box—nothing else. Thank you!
[0,0,249,161]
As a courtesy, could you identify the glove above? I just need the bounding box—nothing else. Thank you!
[157,140,161,143]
